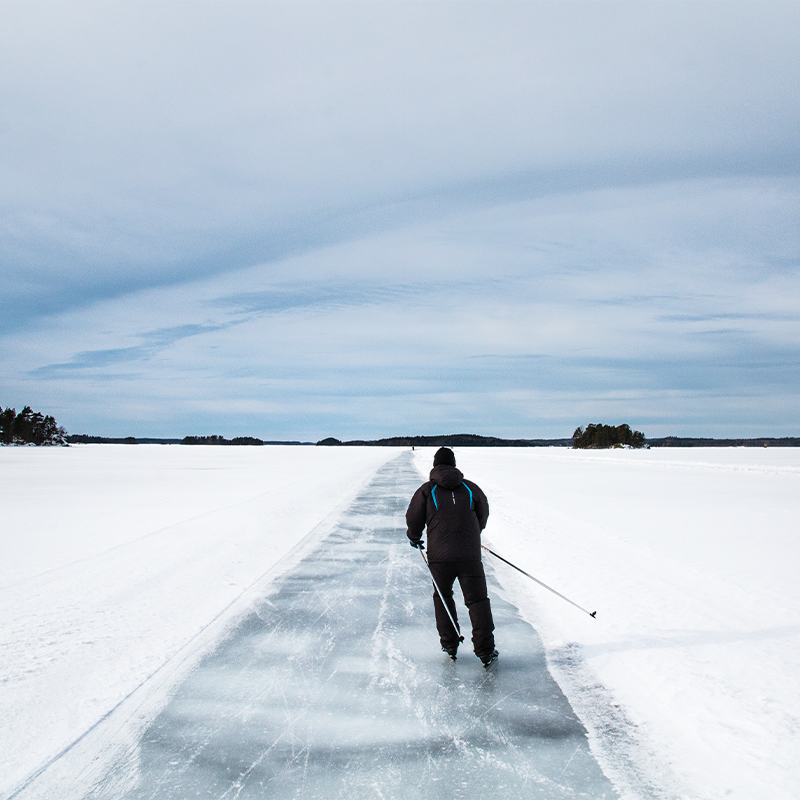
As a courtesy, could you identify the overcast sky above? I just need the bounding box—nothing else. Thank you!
[2,1,799,440]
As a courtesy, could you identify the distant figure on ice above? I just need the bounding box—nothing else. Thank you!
[406,447,498,667]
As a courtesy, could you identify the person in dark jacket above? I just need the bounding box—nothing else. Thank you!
[406,447,498,666]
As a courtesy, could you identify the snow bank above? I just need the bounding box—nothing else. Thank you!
[412,447,800,800]
[0,444,396,798]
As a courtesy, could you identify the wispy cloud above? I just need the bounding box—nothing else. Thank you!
[659,313,800,323]
[30,324,229,377]
[2,3,799,437]
[213,285,409,316]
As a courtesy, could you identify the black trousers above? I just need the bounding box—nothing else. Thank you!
[429,560,495,657]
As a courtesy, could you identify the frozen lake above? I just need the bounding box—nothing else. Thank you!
[96,454,613,799]
[2,444,799,799]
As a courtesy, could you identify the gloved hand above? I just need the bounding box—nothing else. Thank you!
[409,539,425,550]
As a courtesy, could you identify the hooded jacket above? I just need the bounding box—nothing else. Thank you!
[406,464,489,563]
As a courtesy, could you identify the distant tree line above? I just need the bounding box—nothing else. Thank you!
[181,435,265,445]
[316,434,574,447]
[646,436,800,447]
[572,423,646,449]
[67,435,143,444]
[1,405,67,445]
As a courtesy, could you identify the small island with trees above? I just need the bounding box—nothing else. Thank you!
[1,406,67,445]
[572,423,646,449]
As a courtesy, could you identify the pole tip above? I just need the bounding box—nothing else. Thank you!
[590,611,597,618]
[458,636,465,642]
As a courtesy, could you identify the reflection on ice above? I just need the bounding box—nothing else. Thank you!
[108,455,616,799]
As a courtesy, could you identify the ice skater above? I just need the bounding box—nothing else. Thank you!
[406,447,498,667]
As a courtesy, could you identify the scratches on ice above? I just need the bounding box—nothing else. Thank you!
[90,453,618,799]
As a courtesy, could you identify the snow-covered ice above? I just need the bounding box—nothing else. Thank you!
[2,443,799,799]
[421,446,800,800]
[0,444,396,798]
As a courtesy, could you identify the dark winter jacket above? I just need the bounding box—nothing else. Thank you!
[406,465,489,563]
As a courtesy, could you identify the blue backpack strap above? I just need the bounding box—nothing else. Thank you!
[431,484,438,510]
[462,481,473,509]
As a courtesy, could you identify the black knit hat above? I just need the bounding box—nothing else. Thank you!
[433,447,456,467]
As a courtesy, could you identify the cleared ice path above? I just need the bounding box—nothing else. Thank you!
[107,453,616,799]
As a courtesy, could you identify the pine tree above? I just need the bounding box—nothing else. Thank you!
[0,405,67,445]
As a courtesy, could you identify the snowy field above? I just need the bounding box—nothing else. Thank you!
[420,447,800,800]
[1,444,799,799]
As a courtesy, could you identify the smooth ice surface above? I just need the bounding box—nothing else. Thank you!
[89,453,615,799]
